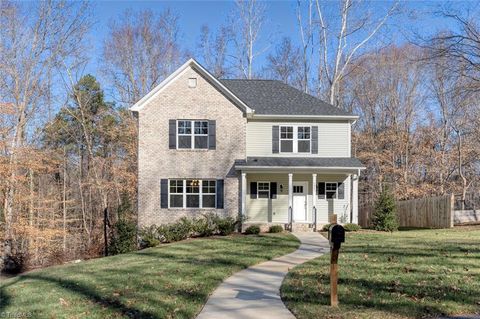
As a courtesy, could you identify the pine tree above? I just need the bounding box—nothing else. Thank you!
[372,187,399,232]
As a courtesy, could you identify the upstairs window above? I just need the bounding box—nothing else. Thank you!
[297,127,311,153]
[280,125,311,153]
[177,120,208,149]
[280,126,294,152]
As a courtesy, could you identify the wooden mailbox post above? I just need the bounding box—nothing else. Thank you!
[328,215,345,307]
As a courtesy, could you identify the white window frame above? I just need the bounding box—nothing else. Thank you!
[168,179,184,208]
[280,126,294,153]
[325,182,338,200]
[168,179,216,209]
[297,126,311,153]
[201,180,217,208]
[177,120,209,149]
[279,125,312,154]
[257,181,270,199]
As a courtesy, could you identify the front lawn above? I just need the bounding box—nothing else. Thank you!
[281,227,480,319]
[1,233,299,318]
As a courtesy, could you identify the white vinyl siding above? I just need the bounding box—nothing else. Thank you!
[246,120,351,157]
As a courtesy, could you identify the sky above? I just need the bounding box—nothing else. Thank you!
[85,0,472,77]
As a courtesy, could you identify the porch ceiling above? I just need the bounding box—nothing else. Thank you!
[235,157,365,173]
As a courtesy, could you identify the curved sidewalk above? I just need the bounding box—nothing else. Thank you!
[196,232,330,319]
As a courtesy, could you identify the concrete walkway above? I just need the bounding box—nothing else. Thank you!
[196,232,330,319]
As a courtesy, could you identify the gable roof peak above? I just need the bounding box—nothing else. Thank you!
[129,58,252,113]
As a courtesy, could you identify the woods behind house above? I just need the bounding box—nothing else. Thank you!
[1,0,479,271]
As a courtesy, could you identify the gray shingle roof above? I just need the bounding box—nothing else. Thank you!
[235,157,364,168]
[220,79,354,116]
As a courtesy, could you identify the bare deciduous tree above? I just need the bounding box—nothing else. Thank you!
[102,9,183,105]
[315,0,398,106]
[264,37,302,87]
[198,25,232,78]
[231,0,267,79]
[296,0,314,93]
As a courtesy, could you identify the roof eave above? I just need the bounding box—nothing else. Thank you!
[249,114,359,120]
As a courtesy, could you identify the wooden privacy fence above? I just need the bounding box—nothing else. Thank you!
[359,194,454,229]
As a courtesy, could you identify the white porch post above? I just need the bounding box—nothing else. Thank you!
[312,173,317,223]
[352,172,359,224]
[288,173,293,222]
[241,172,247,218]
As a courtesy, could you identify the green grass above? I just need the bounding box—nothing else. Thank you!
[1,233,299,319]
[281,227,480,319]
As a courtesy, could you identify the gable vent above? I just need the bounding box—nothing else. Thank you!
[188,77,197,88]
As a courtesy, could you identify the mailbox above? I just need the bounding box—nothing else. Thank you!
[328,224,345,244]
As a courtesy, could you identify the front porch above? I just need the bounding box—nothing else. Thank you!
[236,157,364,230]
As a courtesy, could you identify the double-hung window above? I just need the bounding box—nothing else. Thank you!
[202,180,216,208]
[186,179,200,208]
[280,125,311,153]
[177,120,208,149]
[169,180,184,207]
[280,126,294,152]
[169,179,216,208]
[326,182,338,199]
[297,126,311,153]
[257,182,270,199]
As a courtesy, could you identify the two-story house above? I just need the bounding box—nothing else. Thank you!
[130,59,364,231]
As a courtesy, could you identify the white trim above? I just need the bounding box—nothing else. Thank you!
[130,58,253,113]
[183,180,187,209]
[312,173,317,220]
[241,173,247,217]
[251,114,359,120]
[288,173,293,219]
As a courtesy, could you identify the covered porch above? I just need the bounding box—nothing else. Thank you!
[235,157,364,230]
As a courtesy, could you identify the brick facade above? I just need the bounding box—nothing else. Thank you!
[137,67,246,227]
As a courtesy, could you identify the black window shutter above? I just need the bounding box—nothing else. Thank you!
[216,179,224,208]
[250,182,257,199]
[169,120,176,149]
[160,179,168,208]
[318,182,326,199]
[209,120,216,150]
[270,182,277,199]
[272,126,279,154]
[311,126,318,154]
[337,182,345,199]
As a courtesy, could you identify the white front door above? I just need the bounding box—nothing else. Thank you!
[293,182,308,222]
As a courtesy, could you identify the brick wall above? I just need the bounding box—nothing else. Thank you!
[137,67,246,227]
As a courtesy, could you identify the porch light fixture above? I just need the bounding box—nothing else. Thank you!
[280,184,284,192]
